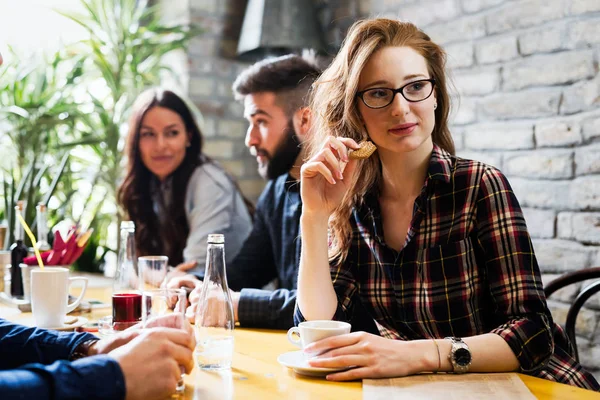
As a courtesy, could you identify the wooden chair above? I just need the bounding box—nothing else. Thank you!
[544,267,600,362]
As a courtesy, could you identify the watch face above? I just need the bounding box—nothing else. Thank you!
[454,348,472,366]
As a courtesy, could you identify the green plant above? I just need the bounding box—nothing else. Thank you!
[0,49,85,178]
[1,153,70,249]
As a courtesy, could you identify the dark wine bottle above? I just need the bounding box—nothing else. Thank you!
[10,201,28,298]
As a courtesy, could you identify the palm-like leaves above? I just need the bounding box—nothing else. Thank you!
[0,49,84,176]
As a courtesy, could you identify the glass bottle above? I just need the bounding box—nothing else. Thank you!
[194,234,235,370]
[112,221,141,329]
[34,203,51,252]
[10,201,28,298]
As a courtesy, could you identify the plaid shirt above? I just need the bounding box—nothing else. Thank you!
[296,145,599,391]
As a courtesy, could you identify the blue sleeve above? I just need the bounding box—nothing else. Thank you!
[0,355,126,400]
[0,319,98,369]
[227,198,277,291]
[238,288,296,329]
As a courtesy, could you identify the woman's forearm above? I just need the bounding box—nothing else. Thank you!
[297,212,339,320]
[414,333,519,373]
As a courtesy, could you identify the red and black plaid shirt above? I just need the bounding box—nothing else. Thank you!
[298,145,599,391]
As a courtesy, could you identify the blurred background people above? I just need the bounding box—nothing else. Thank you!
[118,89,253,275]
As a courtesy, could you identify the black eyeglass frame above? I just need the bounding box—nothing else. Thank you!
[356,78,437,109]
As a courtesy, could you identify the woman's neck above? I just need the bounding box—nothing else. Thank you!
[379,138,434,202]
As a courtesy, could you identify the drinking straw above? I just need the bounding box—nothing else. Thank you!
[16,213,44,270]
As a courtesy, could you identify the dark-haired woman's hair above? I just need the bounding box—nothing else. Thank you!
[118,89,254,265]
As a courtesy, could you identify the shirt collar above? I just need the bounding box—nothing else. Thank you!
[426,144,453,184]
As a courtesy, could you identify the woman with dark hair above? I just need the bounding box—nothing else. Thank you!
[118,88,253,274]
[295,18,599,391]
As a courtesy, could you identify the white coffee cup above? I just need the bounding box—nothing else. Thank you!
[287,320,352,350]
[30,267,88,328]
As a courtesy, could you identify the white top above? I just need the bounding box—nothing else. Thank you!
[155,161,253,274]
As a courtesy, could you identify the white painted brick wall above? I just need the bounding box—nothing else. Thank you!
[518,24,569,56]
[453,68,499,96]
[445,42,475,69]
[509,178,571,209]
[479,88,561,120]
[535,121,582,148]
[464,122,534,150]
[475,36,518,64]
[486,0,565,34]
[504,149,573,179]
[582,115,600,142]
[461,0,504,14]
[571,176,600,210]
[561,75,600,115]
[457,149,503,169]
[502,50,595,91]
[532,239,594,273]
[557,212,600,244]
[522,207,556,238]
[576,144,600,176]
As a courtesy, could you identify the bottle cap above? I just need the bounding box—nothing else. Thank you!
[120,221,135,230]
[207,234,224,244]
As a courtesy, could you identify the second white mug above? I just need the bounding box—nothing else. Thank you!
[30,267,88,328]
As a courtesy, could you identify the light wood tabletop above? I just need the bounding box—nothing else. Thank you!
[1,284,599,399]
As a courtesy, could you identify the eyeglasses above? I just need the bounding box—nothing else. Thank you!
[356,78,436,109]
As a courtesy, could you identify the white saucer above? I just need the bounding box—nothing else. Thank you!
[277,350,350,377]
[20,316,89,331]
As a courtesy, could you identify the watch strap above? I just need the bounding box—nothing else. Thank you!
[70,339,99,361]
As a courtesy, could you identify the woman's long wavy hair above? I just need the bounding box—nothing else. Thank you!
[307,19,455,264]
[118,89,253,266]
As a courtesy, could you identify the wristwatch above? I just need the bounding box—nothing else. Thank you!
[70,339,99,361]
[445,337,472,373]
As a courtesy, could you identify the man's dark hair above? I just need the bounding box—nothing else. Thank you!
[232,54,321,116]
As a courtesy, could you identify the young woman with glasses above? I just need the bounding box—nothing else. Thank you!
[295,18,599,390]
[118,89,253,275]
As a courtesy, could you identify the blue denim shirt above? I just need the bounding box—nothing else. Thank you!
[0,318,125,400]
[226,173,302,329]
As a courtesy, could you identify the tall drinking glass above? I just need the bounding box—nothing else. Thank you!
[143,287,187,393]
[138,255,169,289]
[112,222,141,330]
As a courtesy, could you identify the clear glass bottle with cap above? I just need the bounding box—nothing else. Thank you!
[34,203,51,252]
[194,233,235,370]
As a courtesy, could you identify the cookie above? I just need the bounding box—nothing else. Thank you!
[349,141,377,159]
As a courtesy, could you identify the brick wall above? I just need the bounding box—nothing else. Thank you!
[165,0,600,374]
[370,0,600,374]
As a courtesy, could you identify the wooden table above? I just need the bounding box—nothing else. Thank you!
[1,285,599,399]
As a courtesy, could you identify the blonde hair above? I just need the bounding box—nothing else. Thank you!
[307,18,455,263]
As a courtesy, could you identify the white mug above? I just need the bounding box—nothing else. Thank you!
[287,320,352,350]
[31,267,88,328]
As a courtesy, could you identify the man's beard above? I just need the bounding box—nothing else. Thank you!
[258,119,302,180]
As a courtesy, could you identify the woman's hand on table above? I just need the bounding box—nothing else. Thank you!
[305,332,436,381]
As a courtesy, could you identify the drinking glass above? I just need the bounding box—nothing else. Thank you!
[143,287,187,393]
[138,255,168,289]
[112,251,142,330]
